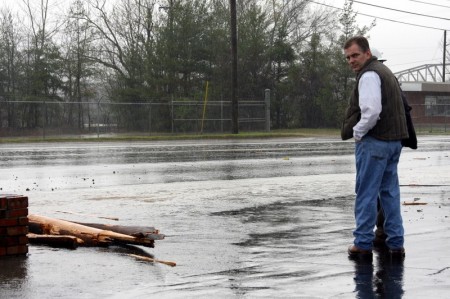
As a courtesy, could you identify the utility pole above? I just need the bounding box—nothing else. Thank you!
[443,30,447,82]
[230,0,238,134]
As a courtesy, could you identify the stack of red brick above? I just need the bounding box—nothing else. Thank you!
[0,195,29,256]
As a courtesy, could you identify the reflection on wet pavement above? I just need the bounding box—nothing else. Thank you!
[351,252,405,299]
[0,256,28,294]
[0,139,355,167]
[0,136,449,298]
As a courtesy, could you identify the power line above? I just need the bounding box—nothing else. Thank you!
[309,1,448,31]
[407,0,450,9]
[352,0,450,21]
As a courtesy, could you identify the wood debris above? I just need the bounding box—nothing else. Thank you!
[402,201,428,205]
[26,214,174,266]
[128,254,176,267]
[28,214,165,248]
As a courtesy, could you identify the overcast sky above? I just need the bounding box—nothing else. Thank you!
[0,0,449,74]
[321,0,450,73]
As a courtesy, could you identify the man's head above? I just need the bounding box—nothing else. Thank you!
[343,36,372,73]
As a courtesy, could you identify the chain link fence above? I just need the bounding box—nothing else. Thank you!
[410,103,450,133]
[0,99,448,139]
[0,93,271,139]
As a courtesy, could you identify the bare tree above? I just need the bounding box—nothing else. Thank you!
[21,0,65,128]
[0,8,23,128]
[76,0,156,83]
[63,0,98,129]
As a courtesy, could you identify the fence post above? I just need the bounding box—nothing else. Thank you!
[220,94,224,133]
[445,103,448,133]
[148,104,152,135]
[171,95,174,134]
[42,100,46,140]
[97,100,100,138]
[265,89,271,132]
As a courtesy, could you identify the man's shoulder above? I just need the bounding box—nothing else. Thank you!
[367,61,394,75]
[360,63,396,85]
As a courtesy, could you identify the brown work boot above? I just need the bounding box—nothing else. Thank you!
[348,245,373,260]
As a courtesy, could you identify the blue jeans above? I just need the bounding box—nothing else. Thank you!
[353,136,404,250]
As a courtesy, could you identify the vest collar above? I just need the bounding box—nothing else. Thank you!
[356,56,379,78]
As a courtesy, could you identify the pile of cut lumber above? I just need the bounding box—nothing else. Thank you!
[27,214,165,249]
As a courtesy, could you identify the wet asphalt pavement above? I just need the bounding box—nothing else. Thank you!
[0,136,449,298]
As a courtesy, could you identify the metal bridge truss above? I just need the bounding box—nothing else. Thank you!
[395,64,450,83]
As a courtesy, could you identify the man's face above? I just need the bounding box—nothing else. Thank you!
[344,43,371,73]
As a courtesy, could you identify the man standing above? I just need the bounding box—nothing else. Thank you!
[342,36,408,259]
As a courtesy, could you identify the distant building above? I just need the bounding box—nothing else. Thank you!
[401,82,450,127]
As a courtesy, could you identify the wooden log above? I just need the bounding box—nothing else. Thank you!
[75,222,165,240]
[27,233,82,249]
[28,214,156,247]
[74,222,165,248]
[128,254,176,267]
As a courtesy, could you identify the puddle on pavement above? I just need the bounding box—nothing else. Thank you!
[1,137,449,298]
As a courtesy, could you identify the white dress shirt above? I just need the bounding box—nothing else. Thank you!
[353,71,382,141]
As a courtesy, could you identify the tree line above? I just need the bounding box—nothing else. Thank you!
[0,0,373,134]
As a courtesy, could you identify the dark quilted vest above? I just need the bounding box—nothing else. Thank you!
[341,57,409,141]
